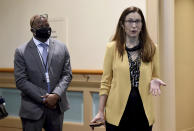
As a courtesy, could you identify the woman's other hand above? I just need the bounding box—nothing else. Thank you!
[90,112,105,130]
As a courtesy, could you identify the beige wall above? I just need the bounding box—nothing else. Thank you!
[175,0,194,131]
[0,0,146,69]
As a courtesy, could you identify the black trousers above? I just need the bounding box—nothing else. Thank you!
[106,122,152,131]
[106,87,152,131]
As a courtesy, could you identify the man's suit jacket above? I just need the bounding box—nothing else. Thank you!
[14,38,72,120]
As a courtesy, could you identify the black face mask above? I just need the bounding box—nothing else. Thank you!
[34,27,51,39]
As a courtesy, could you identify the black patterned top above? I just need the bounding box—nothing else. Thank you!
[119,49,150,130]
[126,50,141,88]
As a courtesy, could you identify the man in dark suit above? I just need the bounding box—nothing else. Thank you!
[14,14,72,131]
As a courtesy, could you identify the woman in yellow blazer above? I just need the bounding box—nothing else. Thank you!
[91,6,166,131]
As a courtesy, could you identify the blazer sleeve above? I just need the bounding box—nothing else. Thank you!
[52,45,72,97]
[152,44,160,79]
[14,48,44,104]
[99,42,115,96]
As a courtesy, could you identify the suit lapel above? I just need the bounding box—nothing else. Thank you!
[28,39,45,74]
[47,39,55,70]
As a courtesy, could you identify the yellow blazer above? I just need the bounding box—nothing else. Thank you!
[99,41,159,126]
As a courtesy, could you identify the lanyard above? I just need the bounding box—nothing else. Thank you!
[37,48,50,93]
[37,47,48,70]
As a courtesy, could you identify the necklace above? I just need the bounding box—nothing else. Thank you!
[128,51,140,61]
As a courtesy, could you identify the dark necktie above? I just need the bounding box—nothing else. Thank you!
[39,43,48,67]
[39,43,50,93]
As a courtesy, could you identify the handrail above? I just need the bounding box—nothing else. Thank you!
[0,68,14,72]
[0,68,103,75]
[72,69,102,75]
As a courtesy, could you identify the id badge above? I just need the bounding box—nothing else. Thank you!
[45,72,50,83]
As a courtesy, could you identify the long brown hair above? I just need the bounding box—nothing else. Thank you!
[112,6,156,62]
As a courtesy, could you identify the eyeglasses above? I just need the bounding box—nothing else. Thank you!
[40,14,48,19]
[125,19,142,26]
[31,14,48,27]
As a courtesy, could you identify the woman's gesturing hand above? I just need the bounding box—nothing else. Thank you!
[150,79,166,96]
